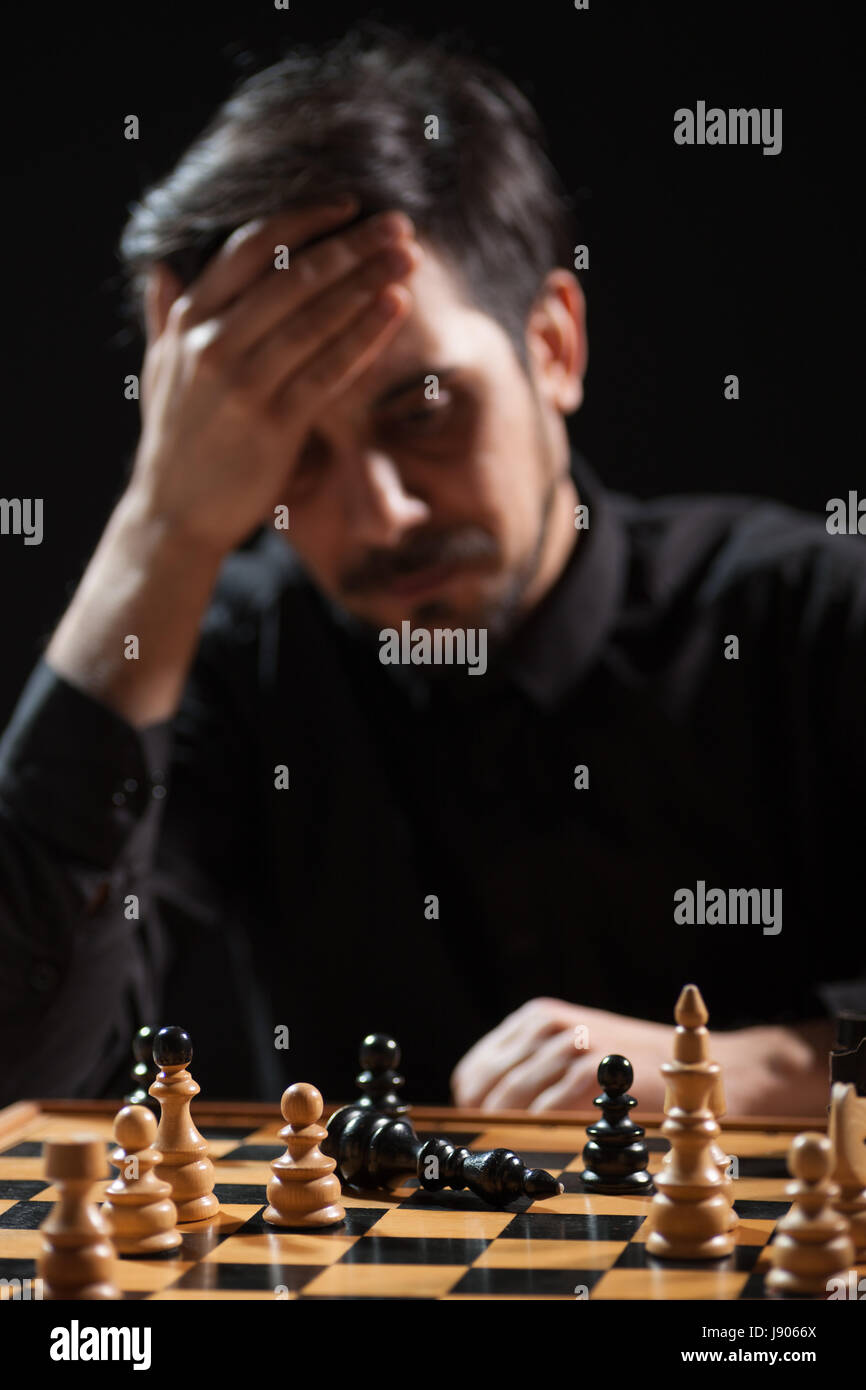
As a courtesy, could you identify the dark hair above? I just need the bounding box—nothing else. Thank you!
[118,22,576,367]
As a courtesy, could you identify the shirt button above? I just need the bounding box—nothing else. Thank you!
[152,784,166,800]
[112,791,126,806]
[30,963,59,992]
[123,778,138,794]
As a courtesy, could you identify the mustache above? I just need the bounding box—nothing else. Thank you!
[339,527,500,594]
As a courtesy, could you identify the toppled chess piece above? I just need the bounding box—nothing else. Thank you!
[149,1025,219,1222]
[263,1083,345,1229]
[103,1104,182,1256]
[766,1131,854,1296]
[124,1025,159,1115]
[579,1054,653,1194]
[323,1104,563,1207]
[37,1137,120,1300]
[646,984,736,1260]
[355,1033,409,1117]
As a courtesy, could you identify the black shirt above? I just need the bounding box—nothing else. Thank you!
[1,455,864,1105]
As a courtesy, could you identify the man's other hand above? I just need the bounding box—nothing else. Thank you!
[450,997,834,1116]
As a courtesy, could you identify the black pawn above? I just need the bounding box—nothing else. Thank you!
[124,1025,159,1115]
[153,1025,193,1068]
[578,1054,653,1195]
[355,1034,409,1117]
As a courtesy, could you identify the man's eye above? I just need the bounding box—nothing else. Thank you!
[390,397,453,430]
[296,438,328,472]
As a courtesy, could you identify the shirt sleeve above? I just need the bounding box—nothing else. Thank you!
[0,608,264,1103]
[0,659,172,1102]
[803,530,866,1016]
[810,532,866,1017]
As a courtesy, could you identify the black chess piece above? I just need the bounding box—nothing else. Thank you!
[830,1012,866,1097]
[123,1025,159,1115]
[322,1103,562,1207]
[355,1034,409,1116]
[578,1054,653,1195]
[153,1025,193,1067]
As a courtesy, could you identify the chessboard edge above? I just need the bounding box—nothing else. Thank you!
[0,1098,827,1132]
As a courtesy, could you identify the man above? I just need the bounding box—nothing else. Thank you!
[0,26,863,1111]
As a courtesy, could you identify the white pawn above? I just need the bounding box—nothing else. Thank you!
[103,1105,182,1256]
[263,1083,345,1228]
[766,1132,854,1296]
[149,1026,219,1222]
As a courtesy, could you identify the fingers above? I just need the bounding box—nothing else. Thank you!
[481,1028,579,1111]
[243,240,421,406]
[143,263,184,345]
[528,1057,600,1113]
[451,998,582,1108]
[222,209,415,359]
[175,199,361,325]
[272,283,413,425]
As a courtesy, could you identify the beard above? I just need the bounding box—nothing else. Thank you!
[413,390,564,653]
[334,390,568,668]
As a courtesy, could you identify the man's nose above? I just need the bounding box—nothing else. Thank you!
[340,451,430,546]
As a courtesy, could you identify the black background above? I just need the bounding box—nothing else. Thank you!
[2,0,859,720]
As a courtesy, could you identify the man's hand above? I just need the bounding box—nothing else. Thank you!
[48,200,419,726]
[450,997,834,1116]
[130,200,419,555]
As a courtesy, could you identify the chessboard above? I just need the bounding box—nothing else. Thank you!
[4,1100,859,1301]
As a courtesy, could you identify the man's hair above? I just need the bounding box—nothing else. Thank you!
[118,22,576,367]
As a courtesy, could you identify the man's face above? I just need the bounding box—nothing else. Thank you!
[281,245,575,641]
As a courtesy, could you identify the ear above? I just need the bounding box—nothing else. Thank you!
[143,263,186,343]
[525,270,587,414]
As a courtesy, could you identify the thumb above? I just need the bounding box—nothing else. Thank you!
[143,263,184,345]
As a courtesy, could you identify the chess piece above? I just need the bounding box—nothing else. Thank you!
[37,1136,120,1299]
[103,1105,182,1256]
[830,1012,866,1096]
[664,1013,737,1228]
[149,1025,219,1222]
[766,1131,854,1296]
[124,1025,160,1115]
[829,1081,866,1259]
[356,1033,409,1117]
[646,984,736,1260]
[324,1103,563,1206]
[707,1068,737,1225]
[578,1054,653,1194]
[263,1083,345,1228]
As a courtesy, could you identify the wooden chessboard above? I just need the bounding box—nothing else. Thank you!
[1,1100,861,1301]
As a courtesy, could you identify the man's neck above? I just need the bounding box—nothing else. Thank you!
[517,466,580,623]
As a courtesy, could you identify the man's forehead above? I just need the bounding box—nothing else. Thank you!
[346,242,506,406]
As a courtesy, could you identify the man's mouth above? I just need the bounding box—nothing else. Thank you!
[340,531,500,601]
[382,559,467,598]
